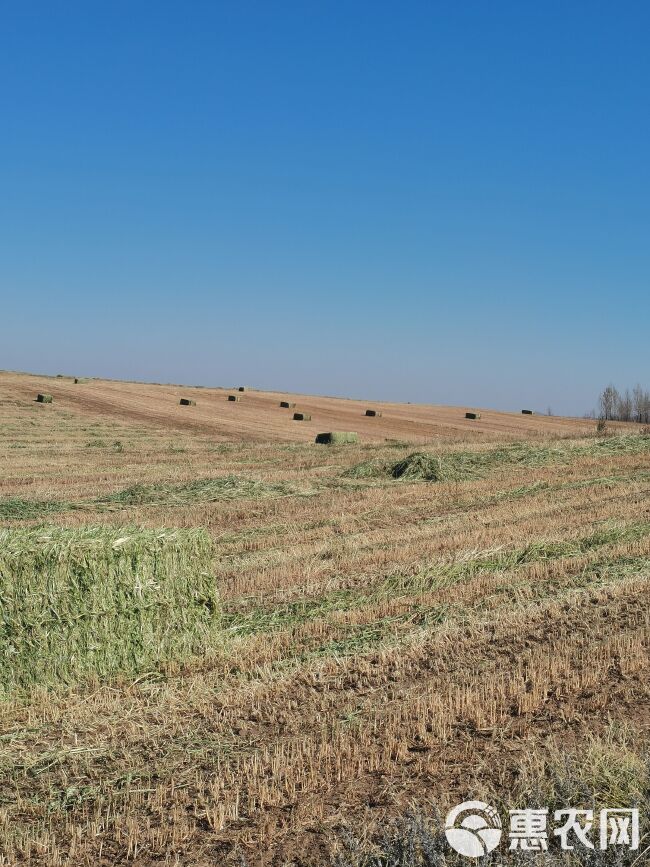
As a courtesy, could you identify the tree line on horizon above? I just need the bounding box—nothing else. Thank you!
[594,383,650,423]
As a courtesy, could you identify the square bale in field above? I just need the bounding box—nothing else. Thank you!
[228,395,241,402]
[465,411,480,419]
[365,409,382,417]
[280,401,296,408]
[521,409,534,414]
[293,412,311,421]
[315,432,359,444]
[74,378,90,384]
[179,398,196,406]
[36,393,53,403]
[0,526,219,696]
[238,386,247,392]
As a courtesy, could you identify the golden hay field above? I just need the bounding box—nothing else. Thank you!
[0,371,648,866]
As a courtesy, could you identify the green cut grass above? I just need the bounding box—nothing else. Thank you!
[345,434,650,483]
[0,526,219,696]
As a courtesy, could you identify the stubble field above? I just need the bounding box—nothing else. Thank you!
[0,372,648,866]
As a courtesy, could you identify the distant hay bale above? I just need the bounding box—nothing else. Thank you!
[465,411,480,419]
[365,409,382,417]
[280,401,296,408]
[315,432,359,445]
[179,398,196,406]
[74,378,90,384]
[293,412,311,421]
[228,395,241,402]
[0,526,219,695]
[238,386,247,392]
[36,394,53,403]
[522,409,534,414]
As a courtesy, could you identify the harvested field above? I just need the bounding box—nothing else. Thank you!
[0,370,647,866]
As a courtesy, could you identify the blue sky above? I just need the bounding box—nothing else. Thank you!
[2,1,648,415]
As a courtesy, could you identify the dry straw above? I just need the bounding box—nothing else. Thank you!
[0,526,219,696]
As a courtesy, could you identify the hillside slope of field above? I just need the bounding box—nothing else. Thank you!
[0,370,597,442]
[0,370,647,866]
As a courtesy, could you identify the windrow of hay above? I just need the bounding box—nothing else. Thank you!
[343,434,650,483]
[97,476,300,507]
[315,432,359,445]
[0,477,304,522]
[0,526,219,695]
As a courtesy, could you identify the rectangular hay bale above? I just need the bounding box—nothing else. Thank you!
[365,409,382,417]
[293,412,311,421]
[315,432,359,444]
[0,526,219,695]
[465,411,480,419]
[179,398,196,406]
[521,409,533,414]
[280,401,296,408]
[36,393,53,403]
[228,395,241,402]
[238,386,247,392]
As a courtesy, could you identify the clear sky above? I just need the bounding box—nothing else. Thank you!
[2,1,648,416]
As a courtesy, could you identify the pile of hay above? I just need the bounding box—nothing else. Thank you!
[315,432,359,444]
[0,526,219,695]
[179,398,196,406]
[365,409,382,417]
[36,393,52,403]
[228,395,241,402]
[293,412,311,421]
[465,411,480,419]
[280,401,296,408]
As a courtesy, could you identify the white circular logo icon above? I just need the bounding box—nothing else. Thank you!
[445,801,502,858]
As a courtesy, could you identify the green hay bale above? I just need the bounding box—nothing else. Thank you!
[36,393,53,403]
[365,409,382,417]
[228,395,241,402]
[315,431,359,445]
[0,526,219,696]
[74,378,90,384]
[179,398,196,406]
[293,412,311,421]
[465,411,480,419]
[280,401,296,408]
[522,409,534,414]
